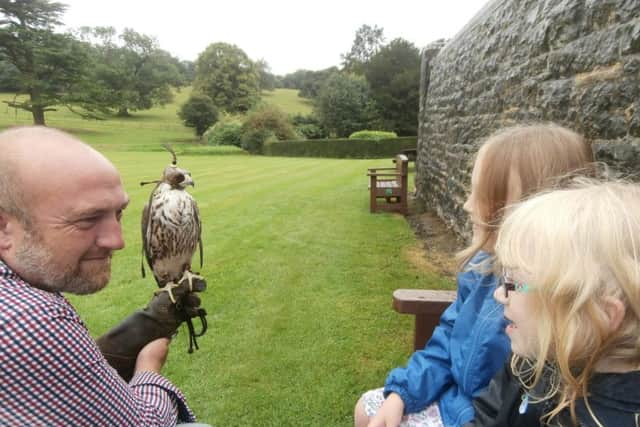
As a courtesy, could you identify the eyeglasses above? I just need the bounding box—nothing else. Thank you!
[500,272,531,298]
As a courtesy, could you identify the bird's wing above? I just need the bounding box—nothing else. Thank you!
[193,196,203,269]
[141,201,152,278]
[141,184,161,284]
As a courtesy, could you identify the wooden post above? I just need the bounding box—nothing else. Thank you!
[369,175,377,213]
[393,289,457,351]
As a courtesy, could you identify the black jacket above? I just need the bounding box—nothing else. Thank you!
[470,360,640,427]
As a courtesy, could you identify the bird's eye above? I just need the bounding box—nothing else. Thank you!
[176,174,185,183]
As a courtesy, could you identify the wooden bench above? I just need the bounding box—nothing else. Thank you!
[400,148,417,162]
[368,154,409,215]
[393,289,457,351]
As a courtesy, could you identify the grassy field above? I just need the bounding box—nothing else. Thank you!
[261,88,314,115]
[0,91,454,426]
[0,88,228,152]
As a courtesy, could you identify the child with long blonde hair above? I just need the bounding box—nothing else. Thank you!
[354,124,595,427]
[474,180,640,426]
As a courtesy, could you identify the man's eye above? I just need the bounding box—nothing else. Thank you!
[116,210,123,222]
[75,217,98,229]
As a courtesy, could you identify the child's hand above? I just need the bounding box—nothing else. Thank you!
[367,393,405,427]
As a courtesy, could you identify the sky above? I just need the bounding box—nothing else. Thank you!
[60,0,489,76]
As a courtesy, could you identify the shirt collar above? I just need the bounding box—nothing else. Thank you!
[0,258,16,279]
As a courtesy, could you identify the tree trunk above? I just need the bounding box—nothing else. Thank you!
[117,107,130,117]
[29,87,46,126]
[32,107,46,126]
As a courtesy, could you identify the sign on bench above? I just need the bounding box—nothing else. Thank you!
[367,154,409,215]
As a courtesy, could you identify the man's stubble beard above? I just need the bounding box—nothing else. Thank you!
[14,230,111,295]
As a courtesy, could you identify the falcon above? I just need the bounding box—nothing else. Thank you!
[141,144,203,300]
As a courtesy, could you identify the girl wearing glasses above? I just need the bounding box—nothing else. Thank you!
[354,124,594,427]
[473,180,640,427]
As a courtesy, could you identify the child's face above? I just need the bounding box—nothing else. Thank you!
[494,269,538,357]
[463,148,489,248]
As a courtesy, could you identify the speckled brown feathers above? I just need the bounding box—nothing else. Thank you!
[141,158,202,286]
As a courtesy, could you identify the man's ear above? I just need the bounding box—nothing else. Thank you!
[602,296,626,333]
[0,211,15,251]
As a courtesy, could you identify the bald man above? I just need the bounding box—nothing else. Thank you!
[0,126,195,425]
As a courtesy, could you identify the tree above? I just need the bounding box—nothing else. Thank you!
[280,67,338,99]
[193,42,260,113]
[314,73,380,137]
[298,67,338,99]
[341,24,385,75]
[364,38,421,135]
[255,58,277,91]
[178,93,218,137]
[240,104,297,153]
[77,27,183,116]
[0,0,94,125]
[178,60,195,84]
[0,58,20,91]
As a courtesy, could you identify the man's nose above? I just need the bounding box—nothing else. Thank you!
[96,215,125,250]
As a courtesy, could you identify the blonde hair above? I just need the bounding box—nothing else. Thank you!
[457,123,594,267]
[497,179,640,425]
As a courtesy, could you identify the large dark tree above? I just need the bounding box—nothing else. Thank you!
[178,59,195,84]
[314,73,379,137]
[193,42,260,113]
[77,26,183,116]
[178,93,218,138]
[341,24,385,75]
[364,38,421,136]
[280,67,338,99]
[255,58,277,91]
[0,58,20,91]
[0,0,93,125]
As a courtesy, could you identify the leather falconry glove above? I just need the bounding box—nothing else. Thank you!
[96,277,207,382]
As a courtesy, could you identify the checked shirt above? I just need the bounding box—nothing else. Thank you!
[0,260,195,426]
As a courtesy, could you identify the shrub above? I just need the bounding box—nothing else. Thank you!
[348,130,398,140]
[205,117,243,147]
[240,105,297,153]
[241,128,277,154]
[291,114,328,139]
[178,93,219,137]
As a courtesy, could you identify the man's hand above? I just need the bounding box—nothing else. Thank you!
[97,276,207,381]
[367,393,405,427]
[134,337,170,374]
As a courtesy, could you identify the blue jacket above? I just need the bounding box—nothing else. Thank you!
[384,251,510,427]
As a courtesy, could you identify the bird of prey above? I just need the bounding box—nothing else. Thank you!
[140,145,206,350]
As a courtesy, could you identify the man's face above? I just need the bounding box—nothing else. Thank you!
[10,166,129,295]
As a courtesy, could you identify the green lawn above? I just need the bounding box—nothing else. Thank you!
[0,91,454,426]
[261,88,314,115]
[0,90,196,149]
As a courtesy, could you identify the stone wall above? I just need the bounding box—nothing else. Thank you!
[416,0,640,239]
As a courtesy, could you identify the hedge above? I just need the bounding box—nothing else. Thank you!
[261,136,417,159]
[348,130,398,140]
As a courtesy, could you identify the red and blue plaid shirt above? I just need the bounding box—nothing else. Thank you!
[0,260,196,425]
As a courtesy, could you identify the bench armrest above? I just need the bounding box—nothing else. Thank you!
[393,289,457,351]
[368,167,396,172]
[367,172,403,177]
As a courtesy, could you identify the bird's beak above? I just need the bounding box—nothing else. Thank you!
[183,175,195,187]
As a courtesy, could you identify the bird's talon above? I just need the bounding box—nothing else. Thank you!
[178,271,204,292]
[155,281,180,304]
